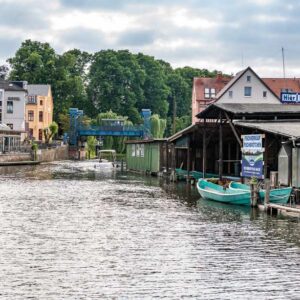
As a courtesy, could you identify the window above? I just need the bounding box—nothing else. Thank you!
[204,88,216,99]
[7,97,20,101]
[204,88,210,99]
[229,90,233,98]
[136,144,141,157]
[7,123,13,129]
[38,129,43,141]
[7,101,13,113]
[28,95,37,104]
[131,144,136,157]
[28,110,34,121]
[29,128,33,138]
[210,88,216,98]
[40,100,43,106]
[244,86,252,97]
[246,75,251,82]
[0,101,2,106]
[0,111,2,123]
[39,111,43,122]
[263,91,267,98]
[140,144,144,157]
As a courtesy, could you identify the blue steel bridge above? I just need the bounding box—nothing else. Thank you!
[68,108,151,146]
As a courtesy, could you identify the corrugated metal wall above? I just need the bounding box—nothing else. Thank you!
[126,143,160,173]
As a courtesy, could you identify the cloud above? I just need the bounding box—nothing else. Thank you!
[0,0,300,76]
[117,30,156,46]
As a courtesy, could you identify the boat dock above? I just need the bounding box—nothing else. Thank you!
[259,203,300,218]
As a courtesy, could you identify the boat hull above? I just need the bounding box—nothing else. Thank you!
[197,179,251,206]
[229,182,292,204]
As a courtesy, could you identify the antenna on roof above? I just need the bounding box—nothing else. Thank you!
[282,47,286,79]
[282,47,288,91]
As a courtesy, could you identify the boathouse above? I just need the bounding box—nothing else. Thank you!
[168,67,300,187]
[125,139,168,175]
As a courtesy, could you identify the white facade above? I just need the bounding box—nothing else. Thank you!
[217,69,280,104]
[2,89,26,138]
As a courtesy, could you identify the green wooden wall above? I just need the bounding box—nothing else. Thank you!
[126,142,161,173]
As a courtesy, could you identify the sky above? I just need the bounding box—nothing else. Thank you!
[0,0,300,77]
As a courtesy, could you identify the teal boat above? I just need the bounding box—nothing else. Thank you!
[175,168,188,180]
[229,181,292,204]
[176,169,217,181]
[197,179,251,206]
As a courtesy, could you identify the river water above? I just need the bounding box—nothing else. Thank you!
[0,161,299,299]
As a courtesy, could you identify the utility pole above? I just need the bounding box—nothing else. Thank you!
[172,93,176,135]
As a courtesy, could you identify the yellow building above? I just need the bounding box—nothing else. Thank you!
[26,85,53,141]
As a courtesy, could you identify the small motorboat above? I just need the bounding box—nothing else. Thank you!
[229,181,292,204]
[197,179,251,206]
[97,150,117,168]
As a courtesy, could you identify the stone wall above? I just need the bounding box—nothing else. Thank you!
[37,145,69,162]
[0,153,31,162]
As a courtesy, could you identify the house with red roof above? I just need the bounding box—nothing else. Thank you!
[191,73,231,124]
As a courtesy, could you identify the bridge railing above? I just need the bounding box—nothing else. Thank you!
[78,124,145,132]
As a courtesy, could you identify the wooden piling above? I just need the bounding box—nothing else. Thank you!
[250,183,258,207]
[264,179,270,208]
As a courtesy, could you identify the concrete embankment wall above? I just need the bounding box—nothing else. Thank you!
[37,145,69,162]
[0,153,32,162]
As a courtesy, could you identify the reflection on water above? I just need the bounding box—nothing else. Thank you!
[0,160,299,299]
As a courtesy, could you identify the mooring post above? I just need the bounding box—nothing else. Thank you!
[264,179,270,210]
[250,183,258,207]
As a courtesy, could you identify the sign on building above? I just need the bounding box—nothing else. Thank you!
[241,134,264,179]
[281,92,300,104]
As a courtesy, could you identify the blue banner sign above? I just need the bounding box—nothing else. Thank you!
[242,134,263,153]
[281,92,300,104]
[241,153,264,179]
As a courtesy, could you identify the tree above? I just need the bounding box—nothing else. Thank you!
[43,121,58,144]
[150,114,167,138]
[8,40,57,84]
[0,65,9,80]
[88,50,145,122]
[136,53,170,118]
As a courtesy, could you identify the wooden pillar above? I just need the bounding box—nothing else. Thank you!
[202,128,206,178]
[166,142,169,173]
[219,113,223,180]
[264,134,268,179]
[187,135,191,175]
[264,179,270,207]
[227,142,231,175]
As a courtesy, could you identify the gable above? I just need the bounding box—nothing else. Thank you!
[217,68,280,104]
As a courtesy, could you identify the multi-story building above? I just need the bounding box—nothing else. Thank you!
[26,84,53,141]
[191,73,231,124]
[0,80,27,140]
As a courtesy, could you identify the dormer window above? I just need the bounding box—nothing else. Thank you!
[263,91,267,98]
[204,88,216,99]
[244,86,252,97]
[247,75,251,82]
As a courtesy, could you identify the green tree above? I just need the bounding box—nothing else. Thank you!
[150,114,167,138]
[88,50,145,122]
[43,121,58,144]
[136,53,170,118]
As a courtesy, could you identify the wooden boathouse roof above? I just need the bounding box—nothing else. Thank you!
[234,120,300,140]
[196,103,300,119]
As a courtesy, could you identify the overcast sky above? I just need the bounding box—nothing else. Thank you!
[1,0,299,76]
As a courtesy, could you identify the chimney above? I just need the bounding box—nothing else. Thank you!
[216,71,222,79]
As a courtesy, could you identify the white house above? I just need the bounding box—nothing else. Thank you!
[0,81,27,140]
[216,67,280,104]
